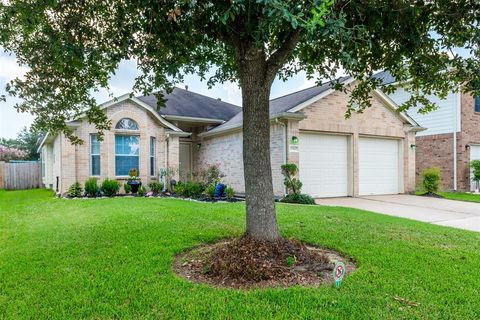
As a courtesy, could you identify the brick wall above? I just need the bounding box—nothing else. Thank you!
[459,93,480,191]
[194,122,286,196]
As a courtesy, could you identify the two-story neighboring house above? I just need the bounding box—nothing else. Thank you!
[375,71,480,192]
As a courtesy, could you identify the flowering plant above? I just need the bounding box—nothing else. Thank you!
[0,145,27,161]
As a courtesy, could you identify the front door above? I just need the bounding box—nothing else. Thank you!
[179,142,192,182]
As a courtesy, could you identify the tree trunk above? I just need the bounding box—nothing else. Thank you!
[239,55,281,242]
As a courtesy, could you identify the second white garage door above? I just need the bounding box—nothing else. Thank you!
[359,137,401,196]
[299,133,349,198]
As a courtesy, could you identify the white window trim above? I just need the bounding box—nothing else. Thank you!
[90,134,101,177]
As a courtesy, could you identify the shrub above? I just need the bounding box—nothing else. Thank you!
[198,165,224,186]
[138,185,147,196]
[205,184,216,198]
[67,182,83,198]
[470,160,480,190]
[175,181,205,198]
[123,183,132,194]
[421,167,441,194]
[225,186,234,199]
[148,181,164,195]
[101,179,120,197]
[281,163,302,195]
[84,178,99,197]
[280,193,316,205]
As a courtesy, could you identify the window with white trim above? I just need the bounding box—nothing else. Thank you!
[91,134,100,176]
[475,97,480,113]
[115,135,139,176]
[150,137,156,176]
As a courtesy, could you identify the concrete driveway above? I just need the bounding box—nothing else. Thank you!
[316,195,480,232]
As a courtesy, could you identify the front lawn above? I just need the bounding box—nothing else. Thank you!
[438,191,480,203]
[1,189,479,319]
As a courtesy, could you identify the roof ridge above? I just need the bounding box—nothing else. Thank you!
[172,87,242,109]
[269,76,349,102]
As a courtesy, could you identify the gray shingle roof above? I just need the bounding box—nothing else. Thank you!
[372,70,397,85]
[137,87,241,121]
[208,77,352,132]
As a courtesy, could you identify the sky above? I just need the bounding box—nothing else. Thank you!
[0,49,319,139]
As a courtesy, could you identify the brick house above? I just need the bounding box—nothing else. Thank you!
[375,71,480,192]
[39,77,423,197]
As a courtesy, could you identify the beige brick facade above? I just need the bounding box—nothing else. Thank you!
[42,101,179,194]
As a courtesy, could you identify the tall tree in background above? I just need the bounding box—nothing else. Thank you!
[0,1,478,241]
[0,127,42,160]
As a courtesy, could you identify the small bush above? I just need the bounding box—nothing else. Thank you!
[67,182,83,198]
[123,183,132,194]
[198,165,225,186]
[470,160,480,190]
[101,179,120,197]
[225,186,234,199]
[205,184,216,198]
[138,185,147,196]
[421,167,441,194]
[84,178,99,197]
[281,163,302,195]
[280,193,316,205]
[148,181,164,195]
[175,181,205,198]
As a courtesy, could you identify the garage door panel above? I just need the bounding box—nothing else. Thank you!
[299,133,349,198]
[359,137,400,196]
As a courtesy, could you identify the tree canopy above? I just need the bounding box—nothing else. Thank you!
[1,1,478,140]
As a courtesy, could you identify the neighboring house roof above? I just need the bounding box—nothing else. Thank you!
[137,87,241,122]
[372,70,397,85]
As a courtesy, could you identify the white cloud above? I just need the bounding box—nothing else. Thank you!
[222,81,242,105]
[0,55,28,81]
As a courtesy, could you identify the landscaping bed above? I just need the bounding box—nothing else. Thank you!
[174,236,355,289]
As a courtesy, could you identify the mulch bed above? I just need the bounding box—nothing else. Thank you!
[419,192,444,199]
[173,236,356,289]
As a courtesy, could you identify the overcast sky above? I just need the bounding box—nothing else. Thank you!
[0,48,319,139]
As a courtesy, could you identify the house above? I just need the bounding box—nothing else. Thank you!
[39,78,423,197]
[375,71,480,192]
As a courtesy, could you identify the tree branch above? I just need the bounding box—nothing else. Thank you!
[266,31,301,82]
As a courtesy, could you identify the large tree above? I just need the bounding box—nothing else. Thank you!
[1,1,478,241]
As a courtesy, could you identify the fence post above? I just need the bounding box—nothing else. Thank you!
[0,161,4,189]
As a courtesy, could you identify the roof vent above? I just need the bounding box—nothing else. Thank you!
[217,98,221,101]
[185,85,188,91]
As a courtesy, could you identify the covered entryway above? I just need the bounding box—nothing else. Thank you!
[359,137,401,196]
[299,133,350,197]
[470,145,480,191]
[179,142,192,181]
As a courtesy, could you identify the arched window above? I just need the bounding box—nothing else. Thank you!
[115,118,139,130]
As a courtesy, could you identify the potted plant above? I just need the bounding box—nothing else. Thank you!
[127,168,142,194]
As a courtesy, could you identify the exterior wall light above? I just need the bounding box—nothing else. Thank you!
[466,144,470,150]
[410,144,416,150]
[291,136,299,145]
[196,143,202,150]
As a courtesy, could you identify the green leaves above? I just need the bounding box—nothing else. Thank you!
[0,0,479,140]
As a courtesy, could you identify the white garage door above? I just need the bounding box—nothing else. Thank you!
[299,133,349,198]
[470,145,480,191]
[359,137,401,196]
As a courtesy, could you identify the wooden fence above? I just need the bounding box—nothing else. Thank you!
[0,161,42,190]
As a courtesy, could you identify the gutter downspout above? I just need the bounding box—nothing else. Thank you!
[453,87,460,191]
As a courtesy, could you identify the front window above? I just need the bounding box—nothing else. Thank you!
[91,134,100,176]
[150,137,156,176]
[115,135,139,176]
[475,97,480,113]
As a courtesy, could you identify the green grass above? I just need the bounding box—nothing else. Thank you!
[1,189,480,319]
[438,191,480,203]
[416,190,480,203]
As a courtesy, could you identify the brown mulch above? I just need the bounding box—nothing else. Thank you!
[420,192,444,198]
[173,236,356,289]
